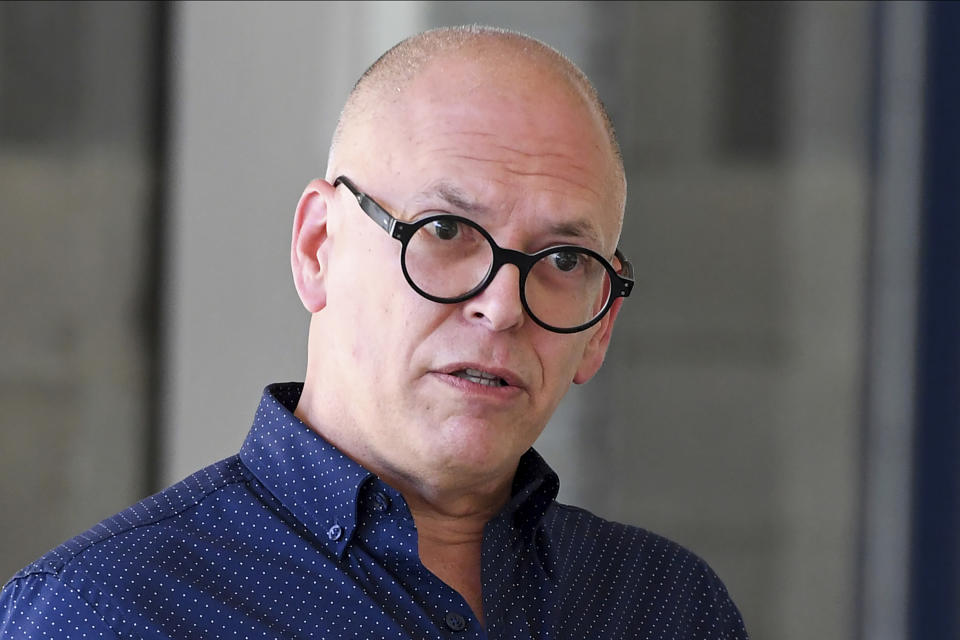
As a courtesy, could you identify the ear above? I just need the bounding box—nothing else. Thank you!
[291,179,336,312]
[572,298,624,384]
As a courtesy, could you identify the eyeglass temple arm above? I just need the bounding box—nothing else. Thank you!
[615,247,634,279]
[612,248,635,299]
[334,176,398,235]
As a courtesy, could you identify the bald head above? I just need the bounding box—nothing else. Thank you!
[328,26,625,205]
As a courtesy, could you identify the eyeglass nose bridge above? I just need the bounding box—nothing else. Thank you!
[456,245,540,304]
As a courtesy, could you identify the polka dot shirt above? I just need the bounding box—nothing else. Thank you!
[0,383,748,639]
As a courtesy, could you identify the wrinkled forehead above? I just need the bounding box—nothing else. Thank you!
[339,53,625,249]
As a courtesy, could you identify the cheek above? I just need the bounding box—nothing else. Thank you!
[345,284,421,371]
[538,336,590,391]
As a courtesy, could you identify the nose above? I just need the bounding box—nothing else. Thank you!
[462,264,525,332]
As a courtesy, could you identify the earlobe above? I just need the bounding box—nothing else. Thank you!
[291,179,336,313]
[572,298,624,384]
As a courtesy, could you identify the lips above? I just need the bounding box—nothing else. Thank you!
[453,368,508,387]
[437,363,524,390]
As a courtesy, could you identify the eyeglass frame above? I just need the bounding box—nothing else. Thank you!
[333,175,634,334]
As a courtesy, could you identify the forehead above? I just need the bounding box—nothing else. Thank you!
[350,54,624,250]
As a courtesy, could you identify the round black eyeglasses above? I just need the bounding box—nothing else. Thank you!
[334,176,633,334]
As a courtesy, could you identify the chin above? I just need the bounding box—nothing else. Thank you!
[429,419,525,477]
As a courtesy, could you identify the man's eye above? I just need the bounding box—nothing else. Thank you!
[428,219,460,240]
[552,251,580,272]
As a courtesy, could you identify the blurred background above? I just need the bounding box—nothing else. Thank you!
[1,2,957,639]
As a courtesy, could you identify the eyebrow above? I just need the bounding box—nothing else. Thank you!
[416,181,605,248]
[544,219,603,248]
[420,181,490,215]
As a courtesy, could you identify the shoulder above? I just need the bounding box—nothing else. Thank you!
[1,456,249,636]
[543,502,703,569]
[9,456,247,582]
[0,569,120,638]
[541,502,748,638]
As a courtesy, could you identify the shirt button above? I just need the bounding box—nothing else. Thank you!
[444,612,467,632]
[371,491,391,512]
[326,524,343,541]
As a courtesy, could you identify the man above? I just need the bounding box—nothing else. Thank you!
[1,26,748,639]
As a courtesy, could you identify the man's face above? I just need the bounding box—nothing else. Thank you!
[316,54,624,491]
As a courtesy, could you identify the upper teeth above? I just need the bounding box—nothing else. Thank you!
[456,368,504,387]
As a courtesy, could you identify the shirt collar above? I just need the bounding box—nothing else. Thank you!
[505,446,560,528]
[239,383,560,555]
[239,383,373,557]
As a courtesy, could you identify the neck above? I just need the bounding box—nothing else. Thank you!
[401,483,507,626]
[295,377,515,626]
[295,384,516,516]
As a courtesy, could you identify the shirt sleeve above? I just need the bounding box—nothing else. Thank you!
[700,565,750,640]
[718,590,750,640]
[0,573,119,640]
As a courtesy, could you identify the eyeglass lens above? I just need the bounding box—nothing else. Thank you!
[404,218,613,330]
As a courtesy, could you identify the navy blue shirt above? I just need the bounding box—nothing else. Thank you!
[1,383,748,639]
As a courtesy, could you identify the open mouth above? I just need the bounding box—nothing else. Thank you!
[452,368,509,387]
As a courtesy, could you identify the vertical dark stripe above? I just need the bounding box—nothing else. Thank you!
[910,2,960,638]
[141,1,171,495]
